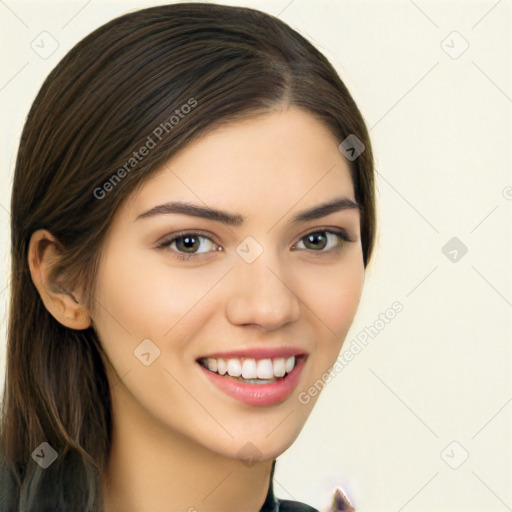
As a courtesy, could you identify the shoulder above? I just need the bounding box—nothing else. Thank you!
[0,455,19,511]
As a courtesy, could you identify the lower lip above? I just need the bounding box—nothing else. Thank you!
[198,357,306,407]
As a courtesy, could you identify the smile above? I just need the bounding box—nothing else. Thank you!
[196,354,307,406]
[197,355,298,380]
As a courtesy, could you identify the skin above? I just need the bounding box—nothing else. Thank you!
[28,106,365,511]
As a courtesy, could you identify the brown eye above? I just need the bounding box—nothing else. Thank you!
[294,229,350,253]
[303,232,328,250]
[174,235,201,253]
[156,232,219,260]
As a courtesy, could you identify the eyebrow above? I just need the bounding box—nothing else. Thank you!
[135,197,360,226]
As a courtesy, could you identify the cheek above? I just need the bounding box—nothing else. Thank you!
[301,256,364,334]
[92,244,218,344]
[298,255,364,372]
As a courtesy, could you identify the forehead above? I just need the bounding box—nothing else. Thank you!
[124,107,355,224]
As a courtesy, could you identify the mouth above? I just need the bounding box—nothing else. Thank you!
[197,353,306,382]
[196,354,308,406]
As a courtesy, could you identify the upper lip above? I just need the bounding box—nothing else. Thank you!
[197,346,308,360]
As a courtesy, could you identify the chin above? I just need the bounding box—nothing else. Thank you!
[206,414,310,464]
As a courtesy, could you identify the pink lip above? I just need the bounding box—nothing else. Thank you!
[198,355,306,407]
[198,346,307,360]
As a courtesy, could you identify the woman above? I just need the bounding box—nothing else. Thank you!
[0,2,375,511]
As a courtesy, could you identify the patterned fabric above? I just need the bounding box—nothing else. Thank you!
[260,460,355,512]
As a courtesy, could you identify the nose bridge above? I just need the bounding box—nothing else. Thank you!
[226,239,301,329]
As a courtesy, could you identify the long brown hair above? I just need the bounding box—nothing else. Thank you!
[0,2,376,509]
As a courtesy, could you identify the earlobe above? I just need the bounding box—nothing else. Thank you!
[27,229,91,330]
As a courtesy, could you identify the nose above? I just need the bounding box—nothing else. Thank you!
[225,252,301,331]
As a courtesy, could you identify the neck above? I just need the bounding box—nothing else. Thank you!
[102,380,274,512]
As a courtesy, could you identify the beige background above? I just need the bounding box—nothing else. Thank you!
[1,1,511,511]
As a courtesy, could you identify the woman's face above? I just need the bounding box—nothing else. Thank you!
[91,106,365,461]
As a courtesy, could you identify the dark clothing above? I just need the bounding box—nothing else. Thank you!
[260,460,319,512]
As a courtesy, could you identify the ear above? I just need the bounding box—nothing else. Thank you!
[27,229,91,330]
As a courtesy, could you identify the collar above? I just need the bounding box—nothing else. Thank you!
[259,459,279,512]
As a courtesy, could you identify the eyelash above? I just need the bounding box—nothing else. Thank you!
[155,228,353,262]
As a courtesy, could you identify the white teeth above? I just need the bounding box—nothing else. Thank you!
[217,358,227,375]
[256,359,274,379]
[272,357,286,377]
[200,355,299,379]
[285,356,295,373]
[241,359,258,379]
[227,358,242,377]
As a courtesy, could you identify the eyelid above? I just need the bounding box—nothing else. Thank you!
[154,230,220,253]
[294,225,354,244]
